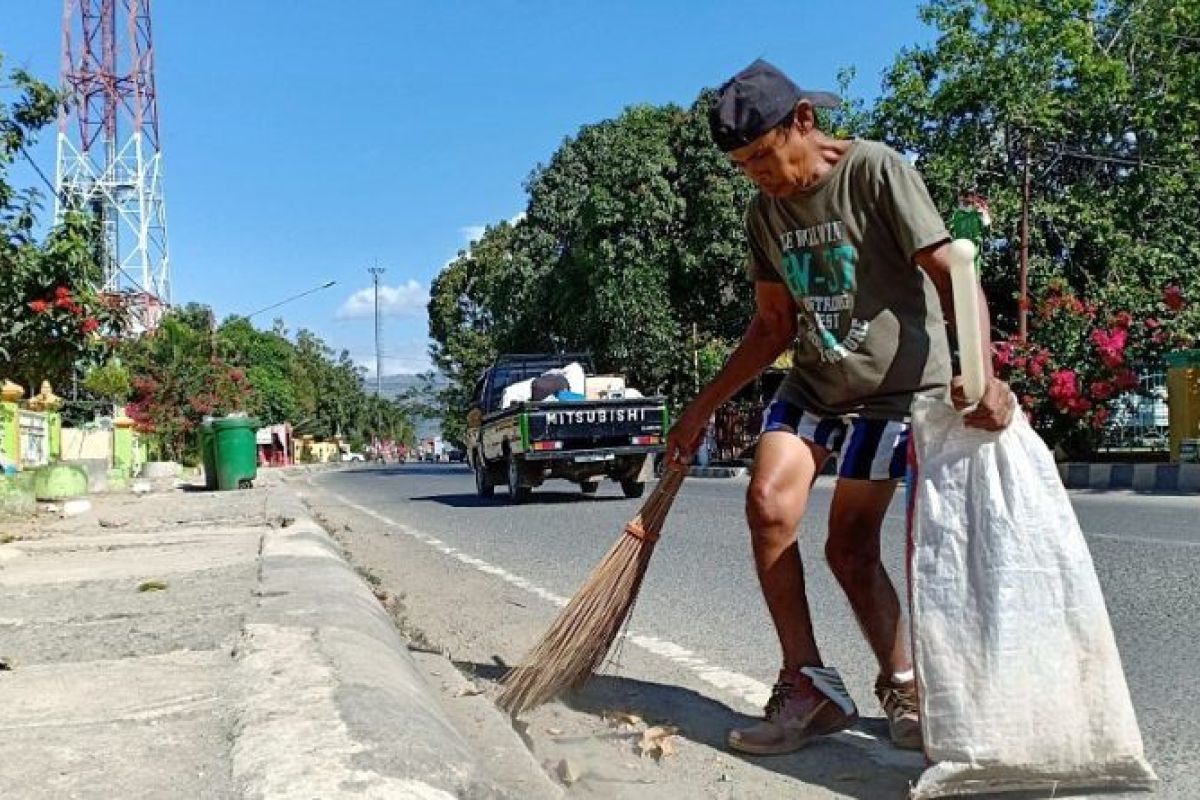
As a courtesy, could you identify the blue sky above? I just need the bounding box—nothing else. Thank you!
[5,1,932,377]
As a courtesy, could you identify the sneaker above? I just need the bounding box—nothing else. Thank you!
[875,674,922,750]
[728,665,859,755]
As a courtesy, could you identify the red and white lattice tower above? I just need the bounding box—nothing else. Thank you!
[55,0,170,331]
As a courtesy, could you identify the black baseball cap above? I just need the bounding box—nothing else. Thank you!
[709,59,842,152]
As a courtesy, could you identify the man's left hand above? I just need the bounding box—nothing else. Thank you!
[951,375,1014,431]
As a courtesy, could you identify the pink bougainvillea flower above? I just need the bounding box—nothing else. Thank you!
[1091,328,1128,369]
[1164,285,1185,312]
[1114,369,1140,391]
[1049,369,1079,403]
[993,340,1015,368]
[1067,397,1093,416]
[29,299,50,314]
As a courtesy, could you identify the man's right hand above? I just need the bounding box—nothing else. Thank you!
[665,404,710,469]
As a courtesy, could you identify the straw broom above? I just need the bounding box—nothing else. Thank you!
[496,465,687,715]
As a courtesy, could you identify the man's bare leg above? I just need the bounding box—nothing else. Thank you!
[824,478,908,674]
[729,431,858,755]
[745,431,830,669]
[825,478,921,749]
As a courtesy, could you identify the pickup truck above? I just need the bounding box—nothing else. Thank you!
[464,354,668,502]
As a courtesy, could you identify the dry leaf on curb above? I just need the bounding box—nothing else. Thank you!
[546,727,564,736]
[454,685,484,697]
[604,710,644,728]
[637,725,680,761]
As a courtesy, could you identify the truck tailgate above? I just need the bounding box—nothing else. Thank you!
[527,400,666,442]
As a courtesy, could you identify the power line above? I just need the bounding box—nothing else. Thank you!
[1055,147,1200,176]
[244,280,337,319]
[19,144,59,199]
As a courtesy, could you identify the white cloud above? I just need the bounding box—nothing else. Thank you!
[336,279,428,320]
[459,225,486,244]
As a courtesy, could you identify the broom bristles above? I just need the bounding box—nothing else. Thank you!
[496,466,685,715]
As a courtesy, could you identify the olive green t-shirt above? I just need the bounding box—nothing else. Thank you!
[746,140,951,419]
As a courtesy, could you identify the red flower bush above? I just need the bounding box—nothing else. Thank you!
[990,273,1197,457]
[1090,328,1127,369]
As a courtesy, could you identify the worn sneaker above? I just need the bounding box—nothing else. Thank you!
[875,674,922,750]
[727,665,859,755]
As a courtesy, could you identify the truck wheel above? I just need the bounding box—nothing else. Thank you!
[580,481,599,495]
[506,453,531,503]
[620,478,646,499]
[473,453,494,498]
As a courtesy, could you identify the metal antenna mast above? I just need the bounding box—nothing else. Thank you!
[368,265,386,397]
[56,0,171,331]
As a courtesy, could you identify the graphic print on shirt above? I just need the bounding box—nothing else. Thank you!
[777,221,868,363]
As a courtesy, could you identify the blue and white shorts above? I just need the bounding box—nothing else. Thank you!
[760,398,910,482]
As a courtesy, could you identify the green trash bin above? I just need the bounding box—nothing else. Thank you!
[200,420,218,490]
[212,417,259,491]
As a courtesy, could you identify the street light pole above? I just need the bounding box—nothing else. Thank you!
[368,264,385,397]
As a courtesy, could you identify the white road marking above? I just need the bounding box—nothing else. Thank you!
[324,488,918,770]
[1086,531,1200,548]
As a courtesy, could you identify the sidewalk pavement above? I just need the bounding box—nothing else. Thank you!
[0,468,551,799]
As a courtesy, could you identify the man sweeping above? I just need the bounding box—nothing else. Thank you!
[665,58,1013,754]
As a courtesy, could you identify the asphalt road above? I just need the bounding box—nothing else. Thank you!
[314,463,1200,798]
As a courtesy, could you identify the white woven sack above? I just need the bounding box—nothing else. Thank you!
[908,395,1157,798]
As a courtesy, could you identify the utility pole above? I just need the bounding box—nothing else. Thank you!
[368,265,385,397]
[1019,134,1032,342]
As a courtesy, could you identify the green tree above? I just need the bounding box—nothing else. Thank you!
[216,316,301,425]
[122,307,252,460]
[871,0,1199,453]
[428,98,764,433]
[0,56,122,393]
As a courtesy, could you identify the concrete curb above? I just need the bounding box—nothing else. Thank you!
[231,487,507,799]
[1058,462,1200,493]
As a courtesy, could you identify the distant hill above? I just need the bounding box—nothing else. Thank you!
[373,372,448,441]
[374,372,447,401]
